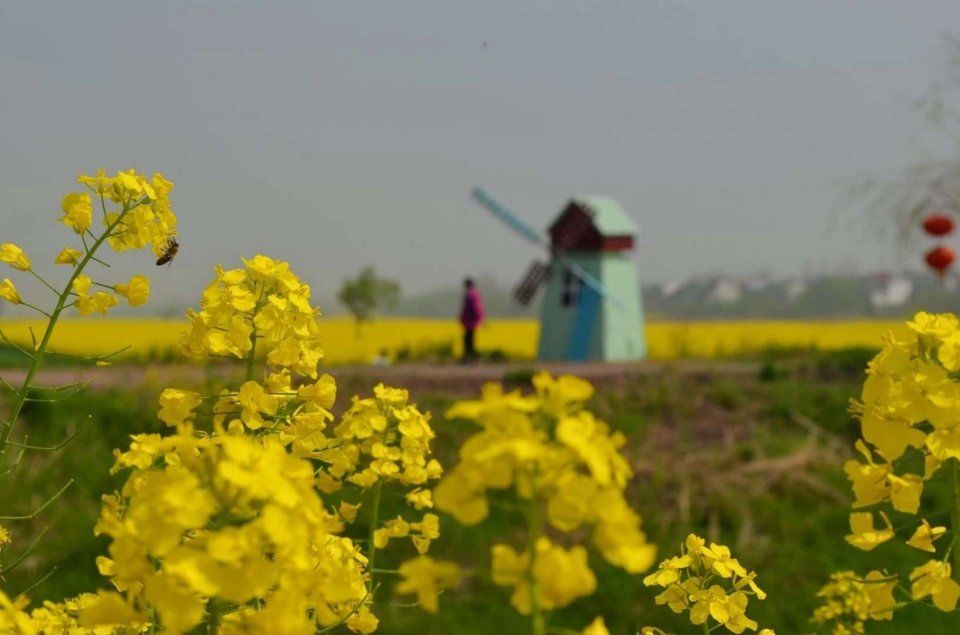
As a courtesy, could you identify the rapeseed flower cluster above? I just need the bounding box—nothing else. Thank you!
[491,537,597,614]
[0,169,172,320]
[88,429,371,634]
[434,373,654,633]
[642,534,774,634]
[17,591,140,634]
[809,571,895,635]
[395,556,461,614]
[0,169,176,635]
[837,311,960,621]
[0,589,34,634]
[180,255,323,377]
[329,385,442,496]
[156,375,447,576]
[60,256,455,633]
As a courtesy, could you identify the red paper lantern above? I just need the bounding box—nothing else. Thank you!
[923,213,955,236]
[926,245,956,276]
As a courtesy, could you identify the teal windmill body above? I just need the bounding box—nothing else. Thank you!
[470,189,647,362]
[537,197,646,361]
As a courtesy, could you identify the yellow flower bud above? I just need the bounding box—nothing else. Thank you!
[54,246,83,265]
[0,278,20,304]
[0,243,31,271]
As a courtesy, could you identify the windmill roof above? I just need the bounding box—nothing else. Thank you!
[561,196,638,236]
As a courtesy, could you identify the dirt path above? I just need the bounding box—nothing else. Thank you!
[0,359,758,395]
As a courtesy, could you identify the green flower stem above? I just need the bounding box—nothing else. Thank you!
[17,301,51,318]
[245,286,268,381]
[0,202,133,469]
[27,269,60,296]
[950,458,960,583]
[317,584,375,633]
[246,322,258,381]
[366,480,383,597]
[525,497,545,635]
[204,599,222,634]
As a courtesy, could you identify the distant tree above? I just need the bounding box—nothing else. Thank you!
[851,34,960,249]
[337,266,401,332]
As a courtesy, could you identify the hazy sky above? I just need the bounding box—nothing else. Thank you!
[1,1,958,310]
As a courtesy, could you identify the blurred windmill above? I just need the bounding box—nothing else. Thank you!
[470,187,646,361]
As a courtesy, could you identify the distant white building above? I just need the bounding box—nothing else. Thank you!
[660,278,688,298]
[870,274,913,309]
[708,277,742,304]
[783,278,808,303]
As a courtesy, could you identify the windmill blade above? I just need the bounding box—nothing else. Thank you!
[513,259,549,306]
[471,186,628,310]
[471,187,546,246]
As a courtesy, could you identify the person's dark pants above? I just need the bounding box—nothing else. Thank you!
[463,328,476,361]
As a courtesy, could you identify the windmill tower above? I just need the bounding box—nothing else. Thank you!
[471,188,646,362]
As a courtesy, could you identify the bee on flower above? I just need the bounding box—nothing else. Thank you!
[89,256,460,633]
[2,168,175,506]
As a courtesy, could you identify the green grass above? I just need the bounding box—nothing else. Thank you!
[1,352,957,633]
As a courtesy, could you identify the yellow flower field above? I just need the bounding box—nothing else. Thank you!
[645,319,911,359]
[0,317,912,364]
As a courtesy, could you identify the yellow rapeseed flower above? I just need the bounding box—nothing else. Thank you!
[96,430,370,634]
[76,291,118,316]
[581,617,610,635]
[909,560,960,611]
[157,388,202,426]
[0,278,20,305]
[395,556,460,614]
[0,243,31,271]
[115,274,150,307]
[492,538,596,614]
[59,191,93,234]
[863,571,897,620]
[54,246,83,265]
[181,255,323,377]
[0,589,36,634]
[644,534,772,634]
[436,374,654,575]
[906,519,947,553]
[837,311,960,626]
[845,511,894,551]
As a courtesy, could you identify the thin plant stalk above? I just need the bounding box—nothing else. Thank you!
[950,458,960,583]
[0,197,136,469]
[366,480,383,597]
[525,496,545,635]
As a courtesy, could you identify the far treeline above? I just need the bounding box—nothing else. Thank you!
[319,272,960,321]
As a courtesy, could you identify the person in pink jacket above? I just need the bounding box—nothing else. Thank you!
[459,277,484,362]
